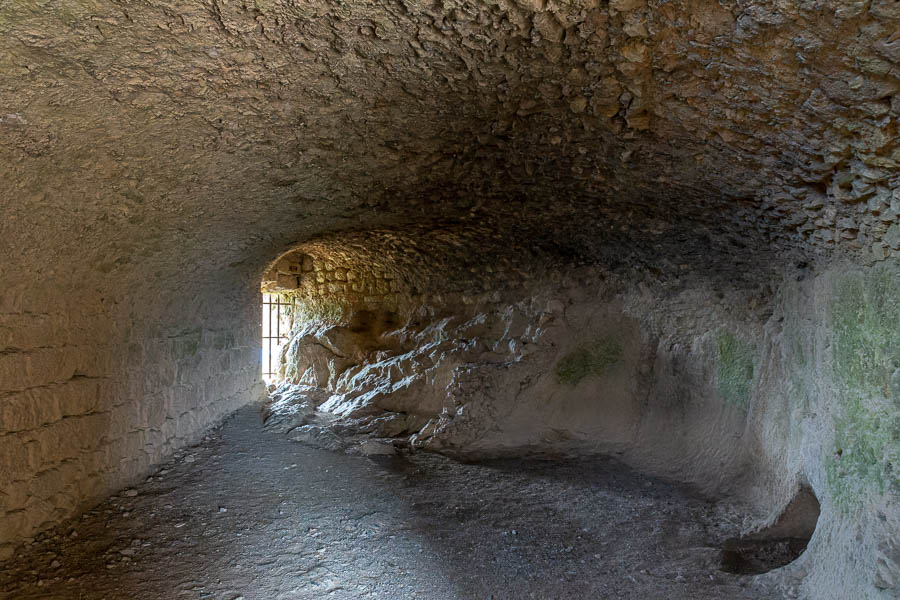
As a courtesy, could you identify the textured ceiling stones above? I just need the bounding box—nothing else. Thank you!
[1,0,898,294]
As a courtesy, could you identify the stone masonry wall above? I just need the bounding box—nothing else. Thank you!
[263,251,404,310]
[260,226,564,317]
[0,284,263,559]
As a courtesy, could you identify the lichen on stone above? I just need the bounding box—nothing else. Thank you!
[555,338,622,386]
[715,331,755,410]
[826,264,900,510]
[831,265,900,398]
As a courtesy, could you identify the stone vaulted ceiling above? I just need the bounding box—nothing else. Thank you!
[0,0,898,289]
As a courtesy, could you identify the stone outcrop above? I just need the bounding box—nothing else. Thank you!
[269,259,899,599]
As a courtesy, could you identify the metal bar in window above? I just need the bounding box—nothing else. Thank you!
[262,293,296,381]
[270,297,276,376]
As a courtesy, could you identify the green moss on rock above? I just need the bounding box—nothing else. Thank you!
[825,400,898,510]
[555,338,622,386]
[826,264,900,510]
[715,331,755,410]
[831,266,900,398]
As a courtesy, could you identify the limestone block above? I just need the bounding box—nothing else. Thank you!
[140,394,168,428]
[26,468,70,507]
[868,193,886,214]
[0,509,36,545]
[609,0,644,12]
[0,286,25,314]
[533,12,563,42]
[30,418,95,469]
[515,0,546,11]
[0,353,28,392]
[871,0,900,19]
[622,13,648,38]
[0,433,37,486]
[883,223,900,250]
[569,95,588,113]
[276,257,302,275]
[0,313,58,350]
[620,41,650,64]
[277,274,299,290]
[0,479,29,513]
[0,390,60,433]
[17,347,80,390]
[174,411,201,440]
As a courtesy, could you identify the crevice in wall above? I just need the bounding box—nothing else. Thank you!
[720,485,821,575]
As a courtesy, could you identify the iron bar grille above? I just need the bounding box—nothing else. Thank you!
[261,293,295,382]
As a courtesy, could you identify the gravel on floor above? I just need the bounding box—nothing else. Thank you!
[0,405,779,600]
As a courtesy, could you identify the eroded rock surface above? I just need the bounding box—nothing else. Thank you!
[267,260,900,599]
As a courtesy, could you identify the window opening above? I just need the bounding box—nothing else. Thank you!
[261,293,295,384]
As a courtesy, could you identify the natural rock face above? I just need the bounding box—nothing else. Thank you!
[270,259,899,599]
[273,278,754,486]
[0,0,897,597]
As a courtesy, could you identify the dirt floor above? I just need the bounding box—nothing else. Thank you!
[0,405,781,600]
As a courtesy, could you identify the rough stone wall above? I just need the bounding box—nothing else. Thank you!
[299,256,402,308]
[0,292,116,560]
[262,250,404,310]
[747,261,900,597]
[261,225,601,318]
[274,263,776,489]
[274,258,899,598]
[620,259,899,597]
[0,282,263,560]
[614,260,899,598]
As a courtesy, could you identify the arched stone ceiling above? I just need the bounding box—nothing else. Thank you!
[0,0,897,289]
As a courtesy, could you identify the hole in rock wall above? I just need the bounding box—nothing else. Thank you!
[720,486,821,575]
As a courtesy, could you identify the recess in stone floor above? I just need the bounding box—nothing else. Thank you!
[1,1,899,598]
